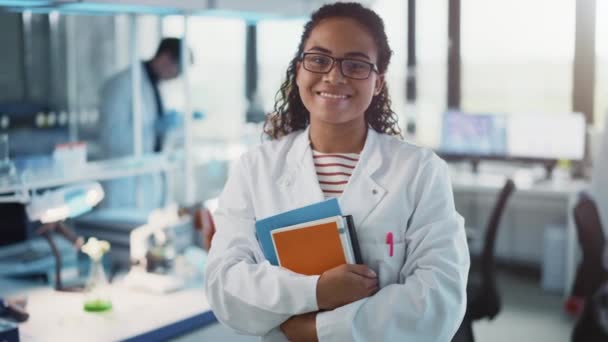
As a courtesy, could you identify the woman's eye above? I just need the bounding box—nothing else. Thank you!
[347,62,366,70]
[312,57,329,65]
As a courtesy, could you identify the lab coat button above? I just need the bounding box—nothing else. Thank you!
[372,189,378,195]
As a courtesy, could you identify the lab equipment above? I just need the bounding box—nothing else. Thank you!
[0,203,27,247]
[0,102,67,157]
[81,237,112,312]
[0,235,77,282]
[53,142,87,175]
[128,204,192,268]
[0,134,15,178]
[21,182,104,291]
[73,208,151,267]
[123,205,195,294]
[0,204,72,286]
[25,182,104,224]
[0,202,79,288]
[75,205,195,269]
[36,221,84,291]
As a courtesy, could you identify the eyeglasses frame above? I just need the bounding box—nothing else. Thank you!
[300,52,379,80]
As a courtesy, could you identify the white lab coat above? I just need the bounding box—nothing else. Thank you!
[205,127,470,341]
[99,62,163,210]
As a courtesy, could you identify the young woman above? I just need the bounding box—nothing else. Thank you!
[205,3,469,341]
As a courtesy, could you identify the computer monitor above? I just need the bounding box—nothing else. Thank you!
[439,111,508,158]
[506,113,586,162]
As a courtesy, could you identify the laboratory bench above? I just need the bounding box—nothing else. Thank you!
[0,275,216,341]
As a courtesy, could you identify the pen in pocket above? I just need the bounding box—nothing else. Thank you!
[386,232,394,257]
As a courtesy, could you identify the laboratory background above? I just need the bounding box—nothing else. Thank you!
[0,0,607,341]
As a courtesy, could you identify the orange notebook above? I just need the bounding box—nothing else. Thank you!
[270,216,357,275]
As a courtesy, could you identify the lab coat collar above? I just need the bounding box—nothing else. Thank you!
[280,126,325,206]
[280,126,387,228]
[339,128,387,228]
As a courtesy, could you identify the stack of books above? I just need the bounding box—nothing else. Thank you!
[255,199,361,275]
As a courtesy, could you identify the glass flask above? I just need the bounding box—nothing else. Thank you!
[81,237,112,312]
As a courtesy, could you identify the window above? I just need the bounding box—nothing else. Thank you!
[162,15,245,141]
[136,15,161,59]
[371,0,407,134]
[257,18,306,114]
[596,0,608,130]
[416,0,448,148]
[461,0,575,115]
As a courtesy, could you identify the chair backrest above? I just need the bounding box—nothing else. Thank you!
[572,282,608,342]
[459,178,516,326]
[571,192,607,298]
[480,179,516,277]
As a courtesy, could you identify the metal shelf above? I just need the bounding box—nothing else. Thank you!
[0,0,332,18]
[0,153,175,203]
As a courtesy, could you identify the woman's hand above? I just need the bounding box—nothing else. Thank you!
[280,312,318,342]
[316,264,378,310]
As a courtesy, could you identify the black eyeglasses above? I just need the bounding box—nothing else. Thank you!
[300,52,378,80]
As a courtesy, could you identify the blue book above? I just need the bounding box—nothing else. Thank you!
[255,198,342,265]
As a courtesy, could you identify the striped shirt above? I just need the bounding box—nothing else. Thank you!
[312,150,360,198]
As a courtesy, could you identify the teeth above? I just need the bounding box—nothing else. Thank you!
[319,92,348,99]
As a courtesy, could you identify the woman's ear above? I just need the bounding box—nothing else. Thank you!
[374,74,385,96]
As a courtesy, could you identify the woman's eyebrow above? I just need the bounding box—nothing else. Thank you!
[306,46,371,61]
[344,52,371,60]
[307,46,332,54]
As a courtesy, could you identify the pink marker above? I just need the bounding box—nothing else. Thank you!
[386,232,394,257]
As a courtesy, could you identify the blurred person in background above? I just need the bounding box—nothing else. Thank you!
[99,37,185,210]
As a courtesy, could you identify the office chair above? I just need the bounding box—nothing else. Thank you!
[569,192,606,302]
[569,192,608,342]
[452,178,516,342]
[572,283,608,342]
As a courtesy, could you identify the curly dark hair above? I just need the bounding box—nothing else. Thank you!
[263,2,402,140]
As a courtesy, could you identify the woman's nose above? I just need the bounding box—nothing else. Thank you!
[323,62,346,84]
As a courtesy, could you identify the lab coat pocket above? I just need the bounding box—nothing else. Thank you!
[360,240,406,288]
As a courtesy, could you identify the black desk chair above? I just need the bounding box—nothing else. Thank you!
[570,192,606,303]
[452,178,516,342]
[570,192,608,342]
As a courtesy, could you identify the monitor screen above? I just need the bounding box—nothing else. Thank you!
[439,111,507,157]
[506,113,586,161]
[438,111,586,162]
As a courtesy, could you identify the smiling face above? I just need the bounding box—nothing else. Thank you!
[296,17,384,129]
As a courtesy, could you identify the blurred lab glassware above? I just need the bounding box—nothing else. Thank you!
[53,142,87,176]
[0,134,15,179]
[81,237,112,312]
[0,134,8,162]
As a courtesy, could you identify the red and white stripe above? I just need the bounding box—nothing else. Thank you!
[313,150,360,198]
